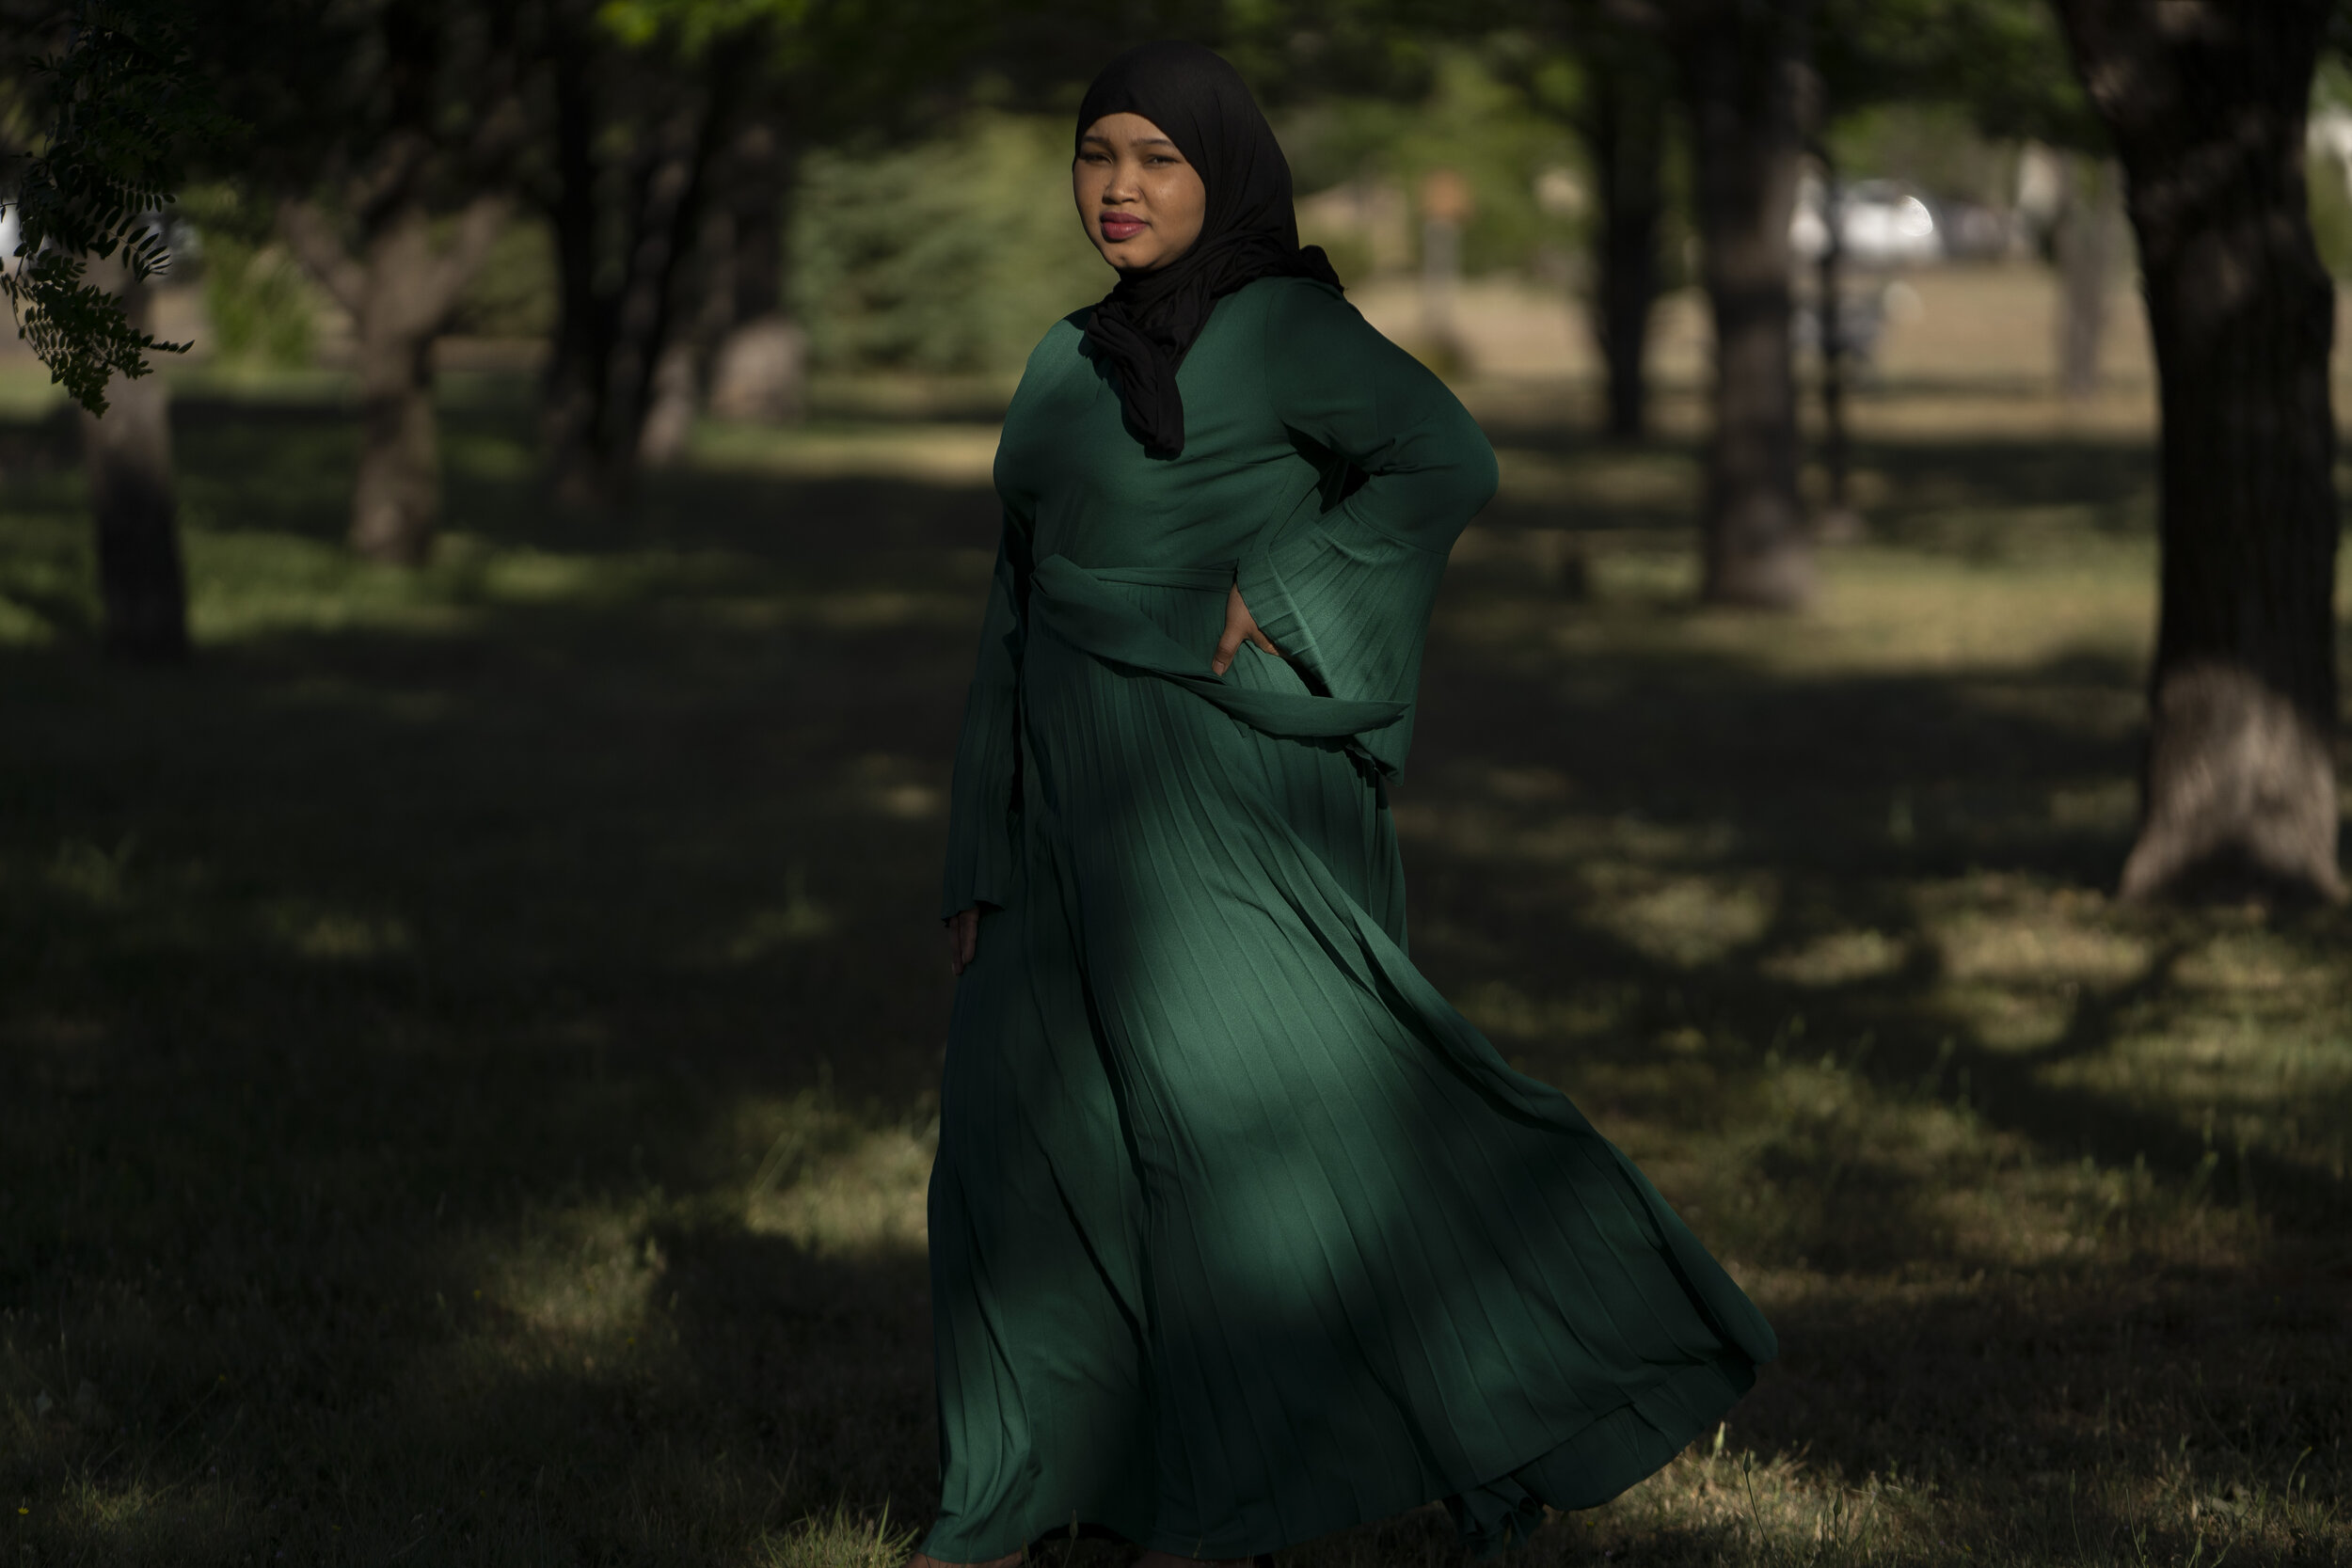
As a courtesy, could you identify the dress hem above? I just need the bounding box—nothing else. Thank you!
[916,1352,1758,1563]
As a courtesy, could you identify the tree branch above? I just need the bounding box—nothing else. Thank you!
[425,191,513,324]
[278,201,368,316]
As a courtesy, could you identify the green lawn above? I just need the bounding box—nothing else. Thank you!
[3,377,2346,1567]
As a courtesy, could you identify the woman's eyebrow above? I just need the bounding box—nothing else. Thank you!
[1080,133,1181,150]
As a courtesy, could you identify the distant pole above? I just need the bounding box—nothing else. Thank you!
[1420,167,1473,368]
[2054,152,2116,400]
[1815,141,1860,539]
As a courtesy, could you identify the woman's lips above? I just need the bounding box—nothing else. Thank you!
[1100,214,1148,241]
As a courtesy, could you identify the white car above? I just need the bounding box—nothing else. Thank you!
[1791,177,1942,266]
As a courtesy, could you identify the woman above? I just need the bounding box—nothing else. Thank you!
[918,41,1773,1568]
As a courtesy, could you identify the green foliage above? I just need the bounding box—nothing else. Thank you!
[2310,154,2352,279]
[2,3,235,414]
[198,237,315,368]
[2312,59,2352,278]
[1815,0,2100,149]
[791,113,1110,373]
[1282,49,1584,280]
[450,217,558,341]
[789,49,1591,376]
[176,182,313,368]
[597,0,811,53]
[1826,102,2016,205]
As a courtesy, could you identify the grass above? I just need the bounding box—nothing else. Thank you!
[2,359,2348,1568]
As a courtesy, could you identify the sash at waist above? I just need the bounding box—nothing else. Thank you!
[1029,553,1406,743]
[1084,562,1232,592]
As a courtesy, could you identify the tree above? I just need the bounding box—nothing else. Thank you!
[536,0,1025,501]
[537,0,750,503]
[263,0,525,565]
[667,109,803,444]
[78,261,185,660]
[1558,6,1675,441]
[2048,0,2342,901]
[2,1,228,660]
[1660,0,1814,608]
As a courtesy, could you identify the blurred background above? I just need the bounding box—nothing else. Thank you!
[2,3,2347,1566]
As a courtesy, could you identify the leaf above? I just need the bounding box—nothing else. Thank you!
[1,1,240,414]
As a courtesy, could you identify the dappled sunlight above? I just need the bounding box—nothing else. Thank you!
[1713,553,2152,679]
[470,1200,672,1339]
[1455,975,1634,1053]
[1758,927,1909,988]
[8,384,2349,1564]
[2034,1013,2352,1201]
[844,753,951,822]
[1732,1054,2264,1273]
[1392,785,1737,874]
[269,901,416,960]
[746,1124,933,1258]
[738,1091,937,1259]
[26,1478,246,1566]
[43,836,139,907]
[722,888,840,958]
[753,1503,922,1568]
[1589,869,1779,970]
[0,593,67,644]
[1936,981,2078,1052]
[1917,881,2152,987]
[2170,926,2340,998]
[692,420,1002,484]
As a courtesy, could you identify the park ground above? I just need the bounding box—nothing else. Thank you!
[2,267,2347,1566]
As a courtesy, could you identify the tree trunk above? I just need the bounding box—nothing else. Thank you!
[2053,0,2343,903]
[542,17,612,510]
[1815,141,1861,540]
[2053,152,2119,399]
[1671,0,1815,608]
[350,210,445,564]
[598,100,715,491]
[540,36,737,501]
[707,116,806,425]
[83,278,187,662]
[287,196,508,566]
[1581,46,1667,441]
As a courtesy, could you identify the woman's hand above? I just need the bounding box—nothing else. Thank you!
[1211,581,1281,675]
[946,908,980,976]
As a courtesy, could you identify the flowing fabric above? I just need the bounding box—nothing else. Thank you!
[923,276,1776,1562]
[1076,40,1342,457]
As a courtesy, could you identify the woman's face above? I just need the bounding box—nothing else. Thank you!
[1074,113,1207,274]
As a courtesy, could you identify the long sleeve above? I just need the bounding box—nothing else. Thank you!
[939,511,1030,920]
[1237,280,1500,778]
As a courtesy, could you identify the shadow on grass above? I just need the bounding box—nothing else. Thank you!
[1403,603,2351,1236]
[3,396,2345,1564]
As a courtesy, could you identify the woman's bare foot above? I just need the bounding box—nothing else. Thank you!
[908,1554,1021,1568]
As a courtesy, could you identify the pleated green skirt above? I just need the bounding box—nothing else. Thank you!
[923,565,1774,1561]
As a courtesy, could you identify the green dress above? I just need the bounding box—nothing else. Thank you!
[926,277,1774,1562]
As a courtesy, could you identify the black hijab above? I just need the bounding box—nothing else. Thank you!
[1076,40,1342,457]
